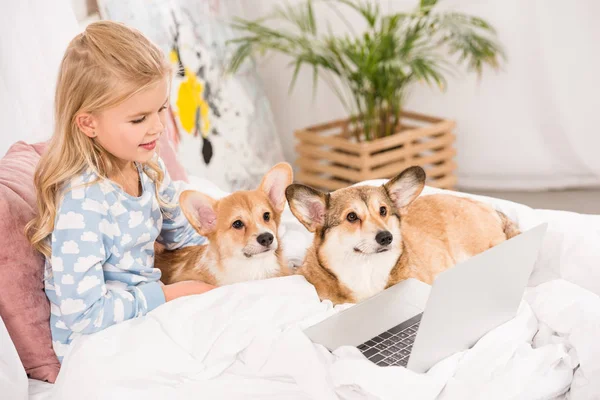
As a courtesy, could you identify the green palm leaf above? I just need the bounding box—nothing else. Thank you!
[227,0,504,140]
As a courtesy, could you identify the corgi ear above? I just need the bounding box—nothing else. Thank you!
[259,162,294,213]
[384,166,426,210]
[285,184,327,232]
[179,190,218,236]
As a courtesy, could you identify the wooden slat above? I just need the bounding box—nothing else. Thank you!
[411,131,455,154]
[296,143,361,166]
[295,129,362,153]
[427,174,457,189]
[365,159,456,181]
[364,161,410,180]
[296,171,349,191]
[360,120,455,154]
[366,132,455,168]
[400,110,445,124]
[305,117,351,132]
[365,146,407,168]
[411,147,456,166]
[296,158,364,182]
[302,110,443,132]
[296,112,457,191]
[297,170,456,191]
[423,160,457,178]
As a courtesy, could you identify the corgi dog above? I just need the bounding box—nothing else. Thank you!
[286,166,520,305]
[155,163,293,286]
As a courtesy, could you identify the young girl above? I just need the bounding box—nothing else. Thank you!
[27,21,214,362]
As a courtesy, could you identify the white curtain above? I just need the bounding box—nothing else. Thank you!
[0,1,79,157]
[401,0,600,190]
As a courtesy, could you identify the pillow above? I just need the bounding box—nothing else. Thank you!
[98,0,286,192]
[0,141,60,382]
[159,107,188,182]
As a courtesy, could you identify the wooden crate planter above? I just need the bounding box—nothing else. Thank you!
[294,110,457,191]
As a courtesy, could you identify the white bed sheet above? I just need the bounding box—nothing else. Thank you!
[27,379,54,400]
[11,178,600,399]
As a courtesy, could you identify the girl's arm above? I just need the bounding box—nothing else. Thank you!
[155,157,207,250]
[51,194,165,334]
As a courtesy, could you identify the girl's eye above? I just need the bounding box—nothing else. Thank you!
[232,220,244,229]
[263,212,270,222]
[346,212,358,223]
[159,105,167,112]
[380,206,387,216]
[131,116,146,124]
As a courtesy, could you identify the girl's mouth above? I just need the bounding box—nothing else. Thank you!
[139,140,157,151]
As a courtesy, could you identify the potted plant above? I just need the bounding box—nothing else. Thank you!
[227,0,504,190]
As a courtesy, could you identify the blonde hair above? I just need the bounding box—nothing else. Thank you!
[26,21,172,258]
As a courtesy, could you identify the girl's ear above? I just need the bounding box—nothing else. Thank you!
[75,113,98,138]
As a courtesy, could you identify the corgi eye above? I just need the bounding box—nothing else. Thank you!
[380,206,387,216]
[263,212,270,222]
[346,212,358,223]
[232,220,244,229]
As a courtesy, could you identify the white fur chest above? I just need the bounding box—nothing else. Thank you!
[325,249,399,302]
[213,253,281,286]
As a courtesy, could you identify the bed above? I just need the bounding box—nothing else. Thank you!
[6,177,600,400]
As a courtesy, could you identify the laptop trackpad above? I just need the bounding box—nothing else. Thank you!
[304,279,431,350]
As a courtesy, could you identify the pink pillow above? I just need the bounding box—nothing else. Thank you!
[0,137,185,383]
[159,107,188,182]
[0,141,60,382]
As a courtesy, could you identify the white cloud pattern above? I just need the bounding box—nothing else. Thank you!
[99,219,121,238]
[82,198,108,215]
[77,275,101,294]
[61,241,79,254]
[121,234,132,246]
[81,231,98,242]
[74,255,102,272]
[51,256,64,271]
[128,211,144,228]
[110,201,127,217]
[117,251,135,270]
[56,212,85,230]
[60,298,87,315]
[135,233,151,246]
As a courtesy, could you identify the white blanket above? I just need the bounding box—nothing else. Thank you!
[49,180,600,400]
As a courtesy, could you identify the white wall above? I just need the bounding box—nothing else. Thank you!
[237,0,600,190]
[5,0,599,191]
[0,1,80,157]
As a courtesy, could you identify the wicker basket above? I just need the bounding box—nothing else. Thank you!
[294,110,457,191]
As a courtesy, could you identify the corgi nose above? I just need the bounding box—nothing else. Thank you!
[257,232,274,247]
[375,231,393,246]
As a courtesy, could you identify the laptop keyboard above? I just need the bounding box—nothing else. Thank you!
[357,313,423,367]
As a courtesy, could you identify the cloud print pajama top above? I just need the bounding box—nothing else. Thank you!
[44,158,205,361]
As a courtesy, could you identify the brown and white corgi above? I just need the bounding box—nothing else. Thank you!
[155,163,293,286]
[286,166,520,305]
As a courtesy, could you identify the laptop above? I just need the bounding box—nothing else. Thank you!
[304,223,547,373]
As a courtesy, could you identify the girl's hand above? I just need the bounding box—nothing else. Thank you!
[162,280,216,302]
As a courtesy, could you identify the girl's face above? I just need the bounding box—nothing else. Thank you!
[78,76,169,166]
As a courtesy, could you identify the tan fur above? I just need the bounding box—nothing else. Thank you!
[155,163,292,286]
[387,195,519,286]
[287,167,521,305]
